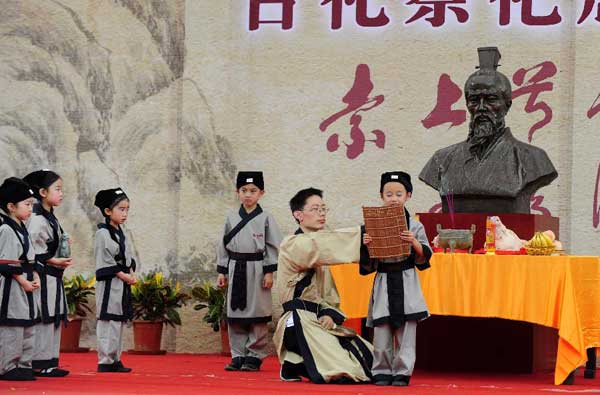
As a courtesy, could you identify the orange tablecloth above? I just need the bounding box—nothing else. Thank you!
[329,254,600,385]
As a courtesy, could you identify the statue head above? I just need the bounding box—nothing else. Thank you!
[464,47,512,158]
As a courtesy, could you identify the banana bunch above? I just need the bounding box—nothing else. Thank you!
[527,232,554,248]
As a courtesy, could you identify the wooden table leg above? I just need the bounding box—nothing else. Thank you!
[584,348,596,379]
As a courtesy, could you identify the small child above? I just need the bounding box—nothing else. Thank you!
[360,171,432,387]
[24,170,72,377]
[0,177,40,381]
[217,171,282,372]
[94,188,136,373]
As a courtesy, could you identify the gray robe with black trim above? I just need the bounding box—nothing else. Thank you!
[359,213,432,328]
[216,205,282,324]
[0,221,37,326]
[94,226,135,322]
[27,209,67,326]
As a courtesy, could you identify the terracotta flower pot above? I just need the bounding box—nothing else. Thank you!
[132,320,165,354]
[220,320,231,356]
[60,317,89,352]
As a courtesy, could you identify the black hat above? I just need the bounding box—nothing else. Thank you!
[236,171,264,190]
[94,188,128,215]
[23,169,61,199]
[380,171,413,193]
[0,177,35,206]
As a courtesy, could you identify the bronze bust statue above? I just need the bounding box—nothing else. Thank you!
[419,47,558,214]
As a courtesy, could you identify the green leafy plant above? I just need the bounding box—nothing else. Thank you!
[191,281,226,332]
[131,272,190,327]
[63,275,96,318]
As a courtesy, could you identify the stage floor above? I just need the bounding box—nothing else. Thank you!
[1,353,598,395]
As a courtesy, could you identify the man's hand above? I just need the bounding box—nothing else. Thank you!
[217,273,228,288]
[318,315,335,330]
[262,272,273,289]
[363,233,373,245]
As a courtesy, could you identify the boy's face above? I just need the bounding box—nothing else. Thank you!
[40,178,64,207]
[9,198,35,221]
[294,195,327,231]
[381,182,411,207]
[104,199,130,225]
[237,184,264,208]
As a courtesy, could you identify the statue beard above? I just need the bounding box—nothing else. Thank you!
[467,113,505,159]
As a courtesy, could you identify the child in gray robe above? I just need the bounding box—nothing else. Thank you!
[94,188,137,373]
[217,171,282,372]
[24,170,72,377]
[0,177,39,381]
[360,172,433,387]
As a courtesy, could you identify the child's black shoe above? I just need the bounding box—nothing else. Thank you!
[113,361,132,373]
[392,375,410,386]
[240,357,261,372]
[224,357,244,371]
[373,374,392,386]
[34,368,70,377]
[0,367,36,381]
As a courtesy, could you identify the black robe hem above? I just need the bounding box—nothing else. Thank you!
[262,264,278,274]
[0,318,36,326]
[226,316,272,325]
[371,311,429,328]
[216,265,228,275]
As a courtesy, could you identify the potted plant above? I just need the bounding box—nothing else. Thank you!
[191,281,229,355]
[130,272,189,354]
[60,274,95,352]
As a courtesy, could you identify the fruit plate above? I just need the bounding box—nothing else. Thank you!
[525,246,555,256]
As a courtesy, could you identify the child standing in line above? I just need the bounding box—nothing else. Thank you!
[361,171,433,387]
[217,171,282,372]
[0,177,40,381]
[24,170,72,377]
[94,188,137,373]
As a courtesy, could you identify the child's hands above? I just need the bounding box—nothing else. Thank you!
[117,272,136,285]
[20,279,39,292]
[217,273,228,288]
[262,272,273,289]
[400,231,417,247]
[363,233,373,245]
[48,257,73,268]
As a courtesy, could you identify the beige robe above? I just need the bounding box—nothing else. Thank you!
[273,227,373,383]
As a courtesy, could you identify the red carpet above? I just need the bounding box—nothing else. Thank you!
[1,353,599,395]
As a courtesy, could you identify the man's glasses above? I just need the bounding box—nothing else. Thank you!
[303,205,329,214]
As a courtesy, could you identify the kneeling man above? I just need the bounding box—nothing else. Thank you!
[274,188,373,384]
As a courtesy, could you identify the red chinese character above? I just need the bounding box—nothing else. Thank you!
[404,0,469,27]
[249,0,296,31]
[577,0,600,24]
[530,194,551,216]
[422,74,467,129]
[588,93,600,119]
[490,0,562,26]
[320,64,385,159]
[321,0,390,30]
[594,163,600,229]
[512,61,557,142]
